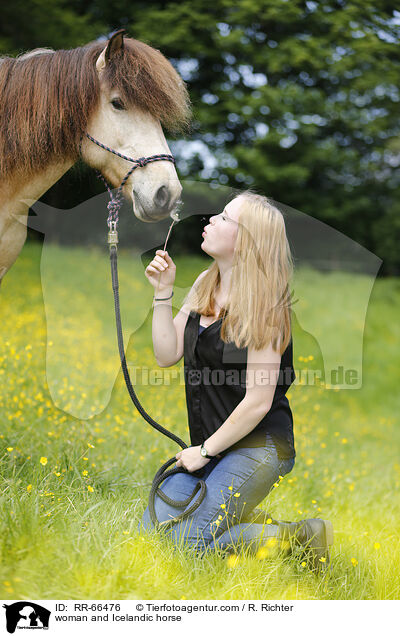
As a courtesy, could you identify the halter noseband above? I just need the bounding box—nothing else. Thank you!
[81,132,176,230]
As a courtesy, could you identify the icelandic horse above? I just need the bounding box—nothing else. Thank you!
[0,29,191,285]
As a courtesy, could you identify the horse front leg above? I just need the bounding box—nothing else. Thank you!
[0,216,28,287]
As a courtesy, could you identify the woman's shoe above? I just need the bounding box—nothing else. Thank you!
[278,518,334,573]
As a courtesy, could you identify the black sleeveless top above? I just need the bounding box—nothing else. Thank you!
[183,311,296,460]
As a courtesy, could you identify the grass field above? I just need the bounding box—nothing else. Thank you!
[0,241,399,600]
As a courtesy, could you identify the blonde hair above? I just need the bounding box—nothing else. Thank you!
[183,190,295,354]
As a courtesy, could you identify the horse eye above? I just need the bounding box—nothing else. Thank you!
[111,99,125,111]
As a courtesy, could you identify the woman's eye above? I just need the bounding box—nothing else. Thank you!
[111,99,125,111]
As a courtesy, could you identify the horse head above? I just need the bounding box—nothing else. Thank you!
[79,30,190,223]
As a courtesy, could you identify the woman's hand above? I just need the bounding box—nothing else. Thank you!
[145,250,176,291]
[176,446,210,472]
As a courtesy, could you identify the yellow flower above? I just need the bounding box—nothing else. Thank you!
[266,518,273,524]
[40,457,48,466]
[256,547,269,560]
[26,484,32,492]
[87,443,95,448]
[83,457,88,461]
[220,504,226,509]
[374,542,380,550]
[87,485,94,492]
[300,561,307,568]
[226,554,239,569]
[319,556,326,563]
[351,557,358,566]
[6,447,13,452]
[233,492,240,498]
[82,470,88,476]
[341,438,348,444]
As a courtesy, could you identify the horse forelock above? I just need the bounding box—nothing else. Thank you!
[96,37,191,133]
[0,37,191,181]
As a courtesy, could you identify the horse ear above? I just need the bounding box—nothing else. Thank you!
[96,29,126,73]
[105,29,125,62]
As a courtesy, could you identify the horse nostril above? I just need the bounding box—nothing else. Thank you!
[154,185,170,210]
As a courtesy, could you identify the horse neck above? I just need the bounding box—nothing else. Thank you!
[0,158,75,222]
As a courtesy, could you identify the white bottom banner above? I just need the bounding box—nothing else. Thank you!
[1,599,398,635]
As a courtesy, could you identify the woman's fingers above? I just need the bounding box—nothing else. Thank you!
[146,266,157,273]
[145,250,176,289]
[150,260,165,270]
[154,256,167,268]
[155,251,174,267]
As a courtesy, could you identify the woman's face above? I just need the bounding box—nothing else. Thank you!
[201,196,242,260]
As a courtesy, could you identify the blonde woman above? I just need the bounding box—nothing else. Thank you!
[140,190,333,572]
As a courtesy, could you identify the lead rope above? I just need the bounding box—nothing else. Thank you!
[81,132,207,531]
[109,241,206,531]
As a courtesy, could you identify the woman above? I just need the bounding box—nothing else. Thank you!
[139,190,333,572]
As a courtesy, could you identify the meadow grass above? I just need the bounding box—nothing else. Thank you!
[0,241,399,600]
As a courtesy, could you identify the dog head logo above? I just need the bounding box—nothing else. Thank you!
[3,602,50,633]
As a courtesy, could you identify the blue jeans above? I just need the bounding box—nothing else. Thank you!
[138,432,295,555]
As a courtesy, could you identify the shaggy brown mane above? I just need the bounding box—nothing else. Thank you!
[0,37,191,180]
